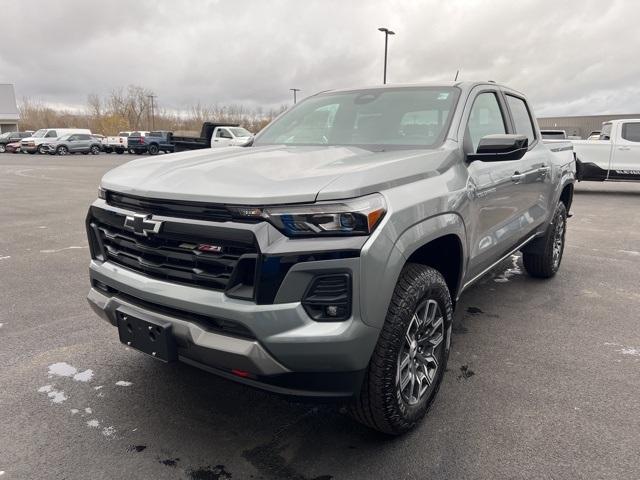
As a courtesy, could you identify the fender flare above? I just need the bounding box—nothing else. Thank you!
[360,213,467,329]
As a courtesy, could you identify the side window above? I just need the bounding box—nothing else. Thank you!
[217,129,232,139]
[600,123,612,140]
[506,95,536,145]
[621,123,640,142]
[45,130,57,138]
[68,135,77,141]
[466,92,506,152]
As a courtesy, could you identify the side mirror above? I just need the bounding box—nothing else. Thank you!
[467,134,528,162]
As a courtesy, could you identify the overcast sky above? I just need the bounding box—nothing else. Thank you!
[1,0,639,117]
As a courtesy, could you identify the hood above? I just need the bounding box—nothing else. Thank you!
[101,145,453,205]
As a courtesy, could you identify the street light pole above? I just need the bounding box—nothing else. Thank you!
[378,27,395,84]
[147,94,156,130]
[290,88,301,104]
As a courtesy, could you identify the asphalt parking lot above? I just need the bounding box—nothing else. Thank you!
[1,153,639,480]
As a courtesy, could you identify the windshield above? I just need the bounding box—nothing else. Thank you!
[32,129,47,138]
[0,132,11,140]
[255,87,460,149]
[229,127,251,137]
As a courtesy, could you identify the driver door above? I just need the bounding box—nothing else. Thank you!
[464,89,529,279]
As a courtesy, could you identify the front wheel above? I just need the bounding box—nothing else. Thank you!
[349,264,452,435]
[0,144,6,153]
[90,145,101,155]
[37,145,47,154]
[56,146,69,156]
[522,202,567,278]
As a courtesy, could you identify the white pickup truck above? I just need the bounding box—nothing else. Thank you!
[573,119,640,181]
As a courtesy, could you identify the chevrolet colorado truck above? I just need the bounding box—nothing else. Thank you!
[86,82,575,434]
[573,119,640,181]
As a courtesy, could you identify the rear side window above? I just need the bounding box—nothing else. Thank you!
[467,92,507,152]
[506,95,536,145]
[621,123,640,142]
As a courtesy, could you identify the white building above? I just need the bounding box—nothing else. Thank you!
[0,84,20,133]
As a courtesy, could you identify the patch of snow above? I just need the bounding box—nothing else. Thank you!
[620,348,640,356]
[94,385,103,390]
[40,246,87,254]
[618,249,640,256]
[47,389,68,404]
[38,385,53,393]
[84,407,93,414]
[73,369,94,382]
[87,419,100,428]
[115,381,132,387]
[0,323,4,328]
[0,256,10,261]
[494,255,522,283]
[38,226,47,229]
[70,409,79,415]
[102,426,116,437]
[48,362,77,377]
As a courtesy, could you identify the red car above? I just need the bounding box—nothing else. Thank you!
[5,141,22,153]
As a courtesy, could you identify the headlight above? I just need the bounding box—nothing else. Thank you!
[230,193,386,237]
[98,187,106,199]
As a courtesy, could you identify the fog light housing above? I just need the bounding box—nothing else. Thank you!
[302,273,351,322]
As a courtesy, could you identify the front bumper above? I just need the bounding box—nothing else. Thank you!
[88,254,379,397]
[20,144,37,152]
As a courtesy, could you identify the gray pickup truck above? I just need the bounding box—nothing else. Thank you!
[86,82,575,434]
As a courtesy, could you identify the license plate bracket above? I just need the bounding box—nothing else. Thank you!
[116,309,177,362]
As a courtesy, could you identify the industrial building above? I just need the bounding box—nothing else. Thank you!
[537,113,640,139]
[0,83,20,133]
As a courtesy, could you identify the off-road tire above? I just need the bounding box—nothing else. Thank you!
[522,202,567,278]
[349,263,453,435]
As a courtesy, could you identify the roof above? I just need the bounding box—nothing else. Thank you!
[320,81,524,97]
[0,84,19,121]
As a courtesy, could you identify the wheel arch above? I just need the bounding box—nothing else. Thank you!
[360,213,467,330]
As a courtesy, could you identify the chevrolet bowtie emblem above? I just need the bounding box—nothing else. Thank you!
[124,214,163,237]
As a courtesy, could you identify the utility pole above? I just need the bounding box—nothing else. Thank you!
[147,94,156,130]
[290,88,301,104]
[378,27,395,84]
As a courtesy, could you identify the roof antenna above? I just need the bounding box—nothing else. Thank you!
[454,70,459,81]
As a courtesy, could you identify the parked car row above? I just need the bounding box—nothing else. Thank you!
[1,122,256,157]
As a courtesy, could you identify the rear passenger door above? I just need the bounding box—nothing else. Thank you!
[463,88,529,279]
[503,93,552,233]
[75,134,91,152]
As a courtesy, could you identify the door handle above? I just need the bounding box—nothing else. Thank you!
[511,172,526,183]
[618,146,631,151]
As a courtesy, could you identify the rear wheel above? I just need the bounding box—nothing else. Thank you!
[148,144,159,155]
[349,264,452,435]
[115,148,124,155]
[0,144,6,153]
[522,202,567,278]
[56,145,69,156]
